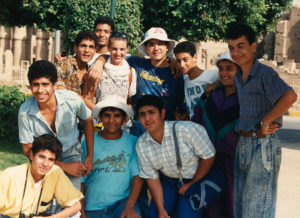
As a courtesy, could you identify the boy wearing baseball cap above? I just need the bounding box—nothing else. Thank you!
[81,95,142,218]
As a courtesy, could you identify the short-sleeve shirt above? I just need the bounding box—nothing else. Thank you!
[127,56,185,120]
[184,69,219,118]
[136,121,215,179]
[0,164,83,217]
[234,59,292,132]
[18,90,91,152]
[81,131,139,210]
[56,56,88,95]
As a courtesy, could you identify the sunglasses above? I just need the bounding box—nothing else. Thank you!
[111,31,129,39]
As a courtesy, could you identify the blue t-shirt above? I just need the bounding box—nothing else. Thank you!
[127,56,185,120]
[81,131,139,210]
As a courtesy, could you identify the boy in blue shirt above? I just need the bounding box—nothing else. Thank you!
[81,95,142,218]
[226,23,297,218]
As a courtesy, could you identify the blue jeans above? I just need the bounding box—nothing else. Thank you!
[149,174,204,218]
[234,134,281,218]
[85,198,141,218]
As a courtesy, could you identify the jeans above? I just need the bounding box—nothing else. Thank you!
[85,197,141,218]
[149,174,204,218]
[234,133,281,218]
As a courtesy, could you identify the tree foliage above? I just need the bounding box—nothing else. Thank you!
[0,0,143,54]
[142,0,293,41]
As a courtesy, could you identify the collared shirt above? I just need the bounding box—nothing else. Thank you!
[136,121,215,179]
[56,56,88,95]
[0,164,83,218]
[18,90,91,152]
[234,59,291,132]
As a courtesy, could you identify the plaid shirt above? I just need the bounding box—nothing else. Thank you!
[136,121,215,179]
[234,59,292,132]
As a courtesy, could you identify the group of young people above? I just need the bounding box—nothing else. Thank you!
[0,15,297,218]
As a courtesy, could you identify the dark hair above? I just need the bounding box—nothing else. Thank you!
[28,60,58,85]
[225,23,256,45]
[99,107,126,118]
[74,30,98,47]
[108,32,129,47]
[135,95,164,114]
[32,134,62,160]
[94,16,115,31]
[174,41,196,56]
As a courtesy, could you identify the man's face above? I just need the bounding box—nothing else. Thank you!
[228,35,256,67]
[75,39,96,63]
[94,23,112,47]
[138,105,165,134]
[100,109,126,135]
[30,149,56,182]
[145,39,168,61]
[30,77,56,104]
[175,52,197,74]
[218,60,238,87]
[109,39,128,66]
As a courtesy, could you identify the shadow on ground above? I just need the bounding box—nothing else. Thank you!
[277,129,300,150]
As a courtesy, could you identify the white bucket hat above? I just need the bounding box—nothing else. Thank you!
[92,95,133,120]
[138,27,176,56]
[215,50,236,67]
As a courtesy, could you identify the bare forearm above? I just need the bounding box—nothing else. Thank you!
[55,201,81,218]
[125,176,144,208]
[83,117,94,158]
[147,178,165,212]
[262,89,297,124]
[22,143,32,158]
[192,156,215,184]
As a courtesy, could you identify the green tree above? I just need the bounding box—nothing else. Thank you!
[142,0,293,41]
[0,0,143,55]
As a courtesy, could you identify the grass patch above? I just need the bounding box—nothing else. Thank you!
[0,138,28,170]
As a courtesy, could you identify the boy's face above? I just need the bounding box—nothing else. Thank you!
[109,39,128,66]
[75,39,96,63]
[138,105,165,134]
[175,52,197,74]
[30,77,56,104]
[94,23,112,47]
[30,149,56,182]
[99,109,126,135]
[218,60,237,87]
[145,39,168,61]
[227,35,256,67]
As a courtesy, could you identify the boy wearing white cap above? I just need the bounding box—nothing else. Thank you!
[81,95,142,218]
[126,27,186,121]
[174,41,219,119]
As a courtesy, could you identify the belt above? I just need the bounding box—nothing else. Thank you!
[239,131,266,138]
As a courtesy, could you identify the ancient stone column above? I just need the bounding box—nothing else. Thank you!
[13,26,27,66]
[36,29,50,61]
[4,50,13,81]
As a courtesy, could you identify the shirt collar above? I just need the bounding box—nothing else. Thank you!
[236,59,259,81]
[145,121,171,143]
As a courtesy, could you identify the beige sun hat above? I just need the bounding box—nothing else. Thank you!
[92,95,133,119]
[138,27,176,56]
[215,50,236,67]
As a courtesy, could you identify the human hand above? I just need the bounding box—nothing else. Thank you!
[178,182,193,195]
[121,207,140,218]
[54,53,67,64]
[82,156,93,176]
[205,83,218,95]
[64,161,85,177]
[158,209,169,218]
[169,58,182,79]
[259,122,279,135]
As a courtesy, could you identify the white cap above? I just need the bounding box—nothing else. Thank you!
[215,50,236,67]
[138,27,176,56]
[92,95,133,120]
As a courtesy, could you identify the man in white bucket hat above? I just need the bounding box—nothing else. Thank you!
[81,95,143,218]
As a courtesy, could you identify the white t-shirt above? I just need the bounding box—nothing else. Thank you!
[95,57,137,102]
[184,69,219,118]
